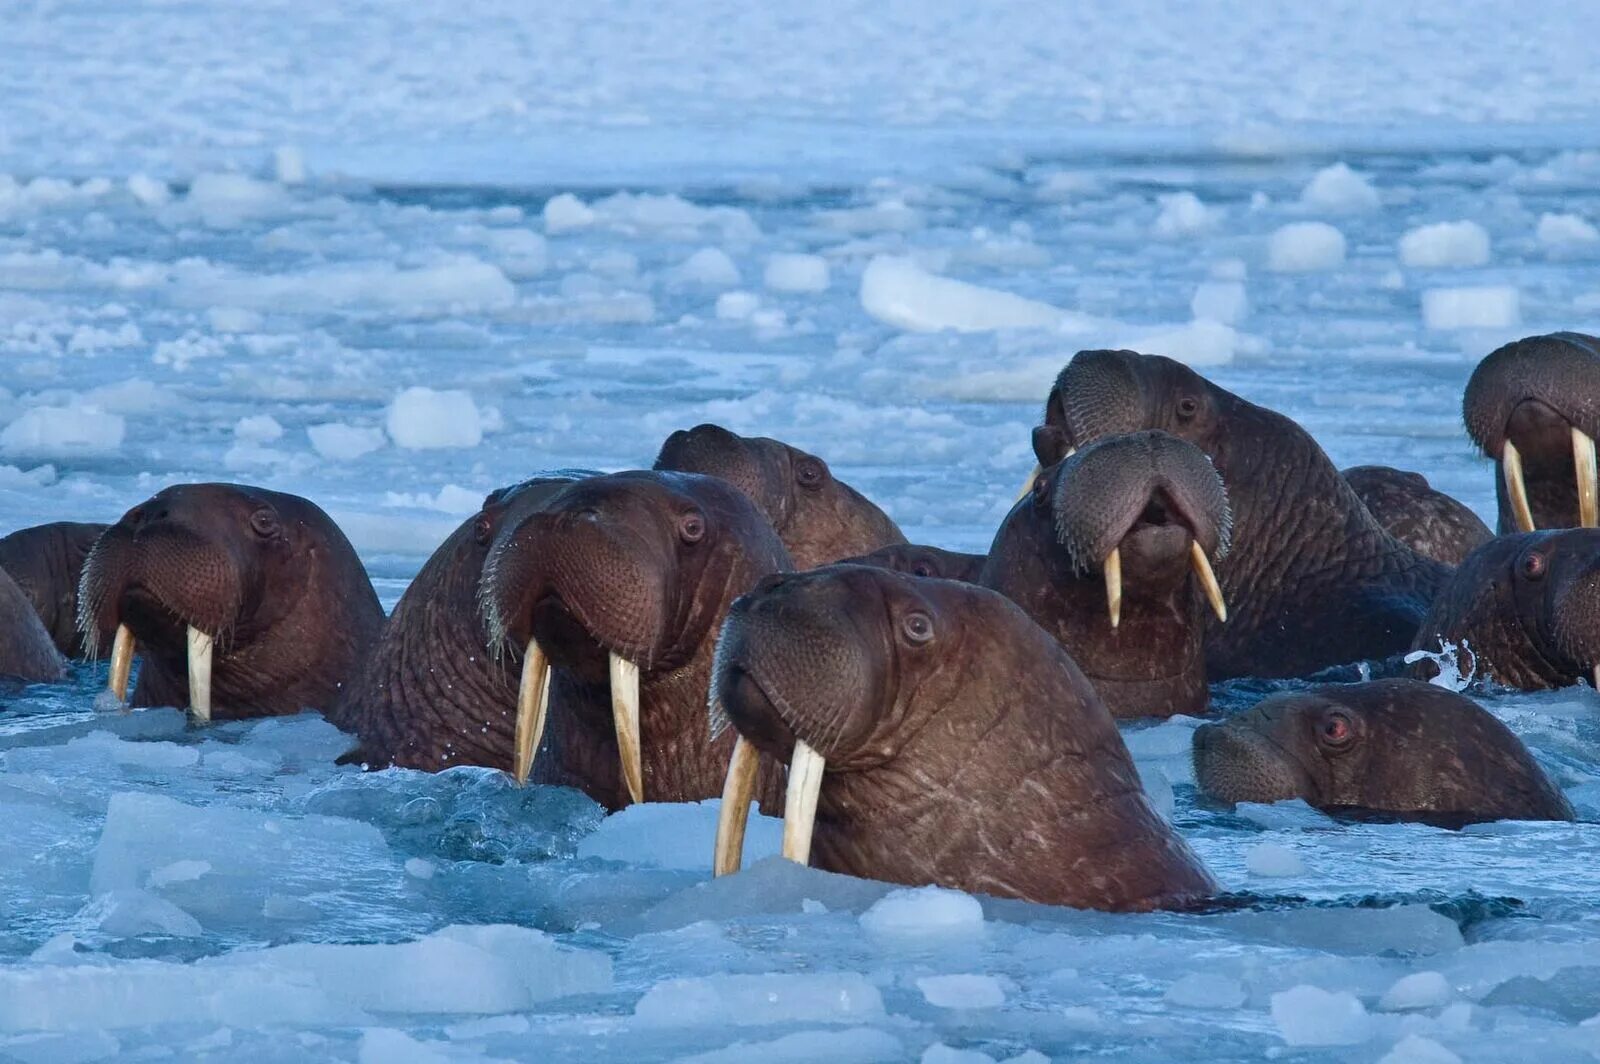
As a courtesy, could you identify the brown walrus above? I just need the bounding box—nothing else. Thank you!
[654,423,905,568]
[982,431,1230,719]
[1410,529,1600,692]
[77,483,384,719]
[0,521,110,657]
[1193,679,1573,824]
[710,565,1217,912]
[1030,350,1449,678]
[1463,332,1599,534]
[1341,466,1491,566]
[332,472,593,771]
[478,470,790,810]
[0,566,65,682]
[842,543,986,583]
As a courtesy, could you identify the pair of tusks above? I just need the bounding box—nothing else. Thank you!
[1102,541,1228,629]
[105,623,213,721]
[1502,429,1599,532]
[713,735,826,877]
[511,640,644,803]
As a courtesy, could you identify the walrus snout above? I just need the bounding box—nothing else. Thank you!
[1192,713,1320,807]
[1550,548,1600,687]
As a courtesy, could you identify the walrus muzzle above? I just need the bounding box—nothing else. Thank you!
[1506,429,1600,530]
[510,640,643,801]
[103,622,215,720]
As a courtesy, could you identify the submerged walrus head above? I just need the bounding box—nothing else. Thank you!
[1193,679,1573,824]
[710,564,1217,912]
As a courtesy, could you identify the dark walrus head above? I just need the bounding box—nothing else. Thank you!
[479,470,790,809]
[1193,679,1573,825]
[1031,349,1448,679]
[0,521,109,658]
[842,542,987,584]
[984,430,1229,719]
[0,566,65,683]
[710,564,1217,912]
[654,423,905,569]
[1462,332,1600,534]
[1411,529,1600,692]
[77,483,384,718]
[1341,465,1492,567]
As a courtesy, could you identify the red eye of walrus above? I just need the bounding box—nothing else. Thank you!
[795,459,826,491]
[249,508,281,538]
[1521,552,1547,580]
[678,512,706,544]
[1318,712,1355,747]
[1176,396,1200,419]
[901,611,934,645]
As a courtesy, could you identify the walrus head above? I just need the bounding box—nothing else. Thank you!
[1193,679,1574,824]
[479,470,789,800]
[0,521,109,658]
[1412,528,1600,692]
[1341,465,1492,566]
[1462,332,1600,534]
[710,564,1217,912]
[78,483,380,718]
[842,543,987,583]
[654,423,905,568]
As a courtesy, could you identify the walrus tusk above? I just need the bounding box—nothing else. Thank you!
[1015,465,1041,502]
[782,739,826,865]
[610,653,645,804]
[1503,439,1536,533]
[512,638,552,786]
[712,735,760,877]
[1190,542,1228,623]
[1572,427,1598,528]
[1593,664,1600,691]
[1104,547,1122,630]
[107,624,134,702]
[186,626,214,722]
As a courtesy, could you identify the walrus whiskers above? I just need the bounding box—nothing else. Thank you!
[781,739,826,864]
[512,638,552,785]
[712,735,760,876]
[610,652,645,804]
[1103,547,1122,629]
[186,625,214,722]
[1572,427,1598,528]
[107,623,134,702]
[1189,542,1228,623]
[1502,439,1535,533]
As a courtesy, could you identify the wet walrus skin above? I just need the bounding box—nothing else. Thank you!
[712,565,1218,912]
[0,521,110,657]
[1031,350,1450,678]
[982,431,1230,719]
[1193,679,1573,824]
[1462,332,1600,534]
[843,543,986,584]
[654,423,905,569]
[333,472,593,770]
[1410,529,1600,692]
[0,566,66,682]
[78,483,384,717]
[1341,466,1491,566]
[479,470,791,811]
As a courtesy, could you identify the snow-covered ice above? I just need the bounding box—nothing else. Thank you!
[1399,221,1492,268]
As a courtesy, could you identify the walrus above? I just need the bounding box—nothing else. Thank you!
[477,470,791,810]
[1410,529,1600,692]
[654,423,905,568]
[1193,679,1573,824]
[1341,466,1491,566]
[332,472,593,771]
[1028,350,1450,678]
[1463,332,1599,534]
[709,565,1217,912]
[0,521,109,657]
[843,543,986,583]
[0,566,65,682]
[982,431,1230,719]
[77,483,384,718]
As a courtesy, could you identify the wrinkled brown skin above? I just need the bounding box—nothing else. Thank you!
[480,470,791,811]
[78,483,384,717]
[0,566,65,682]
[981,431,1230,719]
[0,521,109,657]
[654,423,905,569]
[1193,679,1573,824]
[1033,350,1449,678]
[843,543,986,584]
[332,473,593,770]
[1410,530,1600,691]
[1462,332,1600,533]
[713,565,1217,912]
[1342,466,1491,566]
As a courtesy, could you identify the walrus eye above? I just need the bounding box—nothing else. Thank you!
[1318,712,1355,747]
[912,562,935,578]
[678,512,706,544]
[795,459,826,491]
[249,508,281,538]
[1176,396,1200,419]
[1521,552,1547,580]
[900,611,934,645]
[473,513,496,546]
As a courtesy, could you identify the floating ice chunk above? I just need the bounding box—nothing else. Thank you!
[817,199,921,234]
[0,1028,121,1064]
[274,146,306,185]
[922,1045,995,1064]
[80,889,202,939]
[125,174,169,207]
[1165,973,1247,1008]
[1245,841,1307,877]
[386,387,483,450]
[917,974,1005,1009]
[0,463,56,488]
[234,415,283,443]
[1398,221,1491,268]
[678,1028,902,1064]
[1267,222,1346,272]
[1379,971,1451,1011]
[146,860,210,889]
[860,256,1069,333]
[765,253,831,293]
[860,885,983,939]
[1300,164,1380,212]
[1270,985,1373,1046]
[383,484,485,515]
[1123,319,1238,367]
[1,404,124,457]
[1153,192,1216,237]
[207,306,263,332]
[357,1030,452,1064]
[1536,213,1600,251]
[635,973,885,1027]
[543,193,595,233]
[576,799,781,872]
[1379,1035,1462,1064]
[1191,281,1247,324]
[716,291,761,320]
[308,422,386,461]
[1420,286,1519,330]
[170,256,515,315]
[185,172,294,227]
[673,247,741,287]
